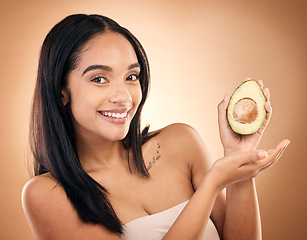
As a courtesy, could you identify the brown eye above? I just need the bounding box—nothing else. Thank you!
[91,76,107,84]
[126,74,139,81]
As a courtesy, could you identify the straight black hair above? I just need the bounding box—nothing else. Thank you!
[30,14,156,235]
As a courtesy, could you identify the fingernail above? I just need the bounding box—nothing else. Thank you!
[258,150,267,159]
[284,140,291,149]
[223,94,227,101]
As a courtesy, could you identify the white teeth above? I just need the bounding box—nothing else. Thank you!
[101,111,128,119]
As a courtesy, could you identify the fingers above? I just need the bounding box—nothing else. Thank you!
[236,150,267,168]
[256,79,263,89]
[215,140,289,187]
[256,102,272,136]
[217,94,230,131]
[255,79,270,103]
[274,140,290,161]
[218,94,229,112]
[236,139,289,173]
[263,87,270,102]
[256,87,272,136]
[257,139,290,172]
[265,101,272,113]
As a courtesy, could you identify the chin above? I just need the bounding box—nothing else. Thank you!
[102,128,130,142]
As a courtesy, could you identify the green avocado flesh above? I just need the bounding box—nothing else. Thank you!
[227,80,266,135]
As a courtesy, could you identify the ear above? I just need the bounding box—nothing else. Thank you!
[61,87,70,106]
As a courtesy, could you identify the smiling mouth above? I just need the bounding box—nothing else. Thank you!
[98,108,131,120]
[99,111,128,119]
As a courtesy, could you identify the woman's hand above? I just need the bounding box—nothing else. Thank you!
[218,79,272,156]
[206,139,290,192]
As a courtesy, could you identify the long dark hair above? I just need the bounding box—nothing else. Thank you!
[30,14,155,235]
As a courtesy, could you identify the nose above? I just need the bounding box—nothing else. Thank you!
[109,81,132,104]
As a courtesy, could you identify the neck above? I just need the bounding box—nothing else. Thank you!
[75,135,128,173]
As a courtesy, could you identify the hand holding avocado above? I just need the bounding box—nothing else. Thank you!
[218,78,272,156]
[214,78,290,185]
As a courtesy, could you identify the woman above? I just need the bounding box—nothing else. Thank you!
[22,14,290,240]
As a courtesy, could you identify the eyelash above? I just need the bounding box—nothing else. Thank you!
[91,76,107,84]
[126,74,140,81]
[90,74,139,84]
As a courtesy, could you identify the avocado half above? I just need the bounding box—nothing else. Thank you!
[227,80,266,135]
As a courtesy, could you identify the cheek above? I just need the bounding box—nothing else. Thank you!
[69,89,98,120]
[133,84,143,108]
[69,98,88,123]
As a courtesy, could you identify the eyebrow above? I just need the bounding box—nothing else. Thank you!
[81,62,141,76]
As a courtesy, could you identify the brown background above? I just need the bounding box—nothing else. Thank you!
[1,0,306,239]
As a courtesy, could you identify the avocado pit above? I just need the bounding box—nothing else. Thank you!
[233,98,258,124]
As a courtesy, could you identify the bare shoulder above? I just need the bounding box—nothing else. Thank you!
[152,123,199,144]
[22,173,63,215]
[22,174,120,240]
[153,123,210,159]
[150,123,214,189]
[22,172,60,193]
[158,122,196,135]
[22,174,63,238]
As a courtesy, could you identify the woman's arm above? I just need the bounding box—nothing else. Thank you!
[158,124,289,240]
[223,179,261,239]
[217,80,290,240]
[217,91,263,239]
[162,134,288,240]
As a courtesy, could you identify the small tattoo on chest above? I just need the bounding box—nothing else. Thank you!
[147,143,161,170]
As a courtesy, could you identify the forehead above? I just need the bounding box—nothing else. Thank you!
[76,32,138,70]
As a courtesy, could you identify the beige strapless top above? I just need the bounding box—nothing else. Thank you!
[122,201,220,240]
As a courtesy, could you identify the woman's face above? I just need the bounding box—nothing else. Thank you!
[63,32,142,142]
